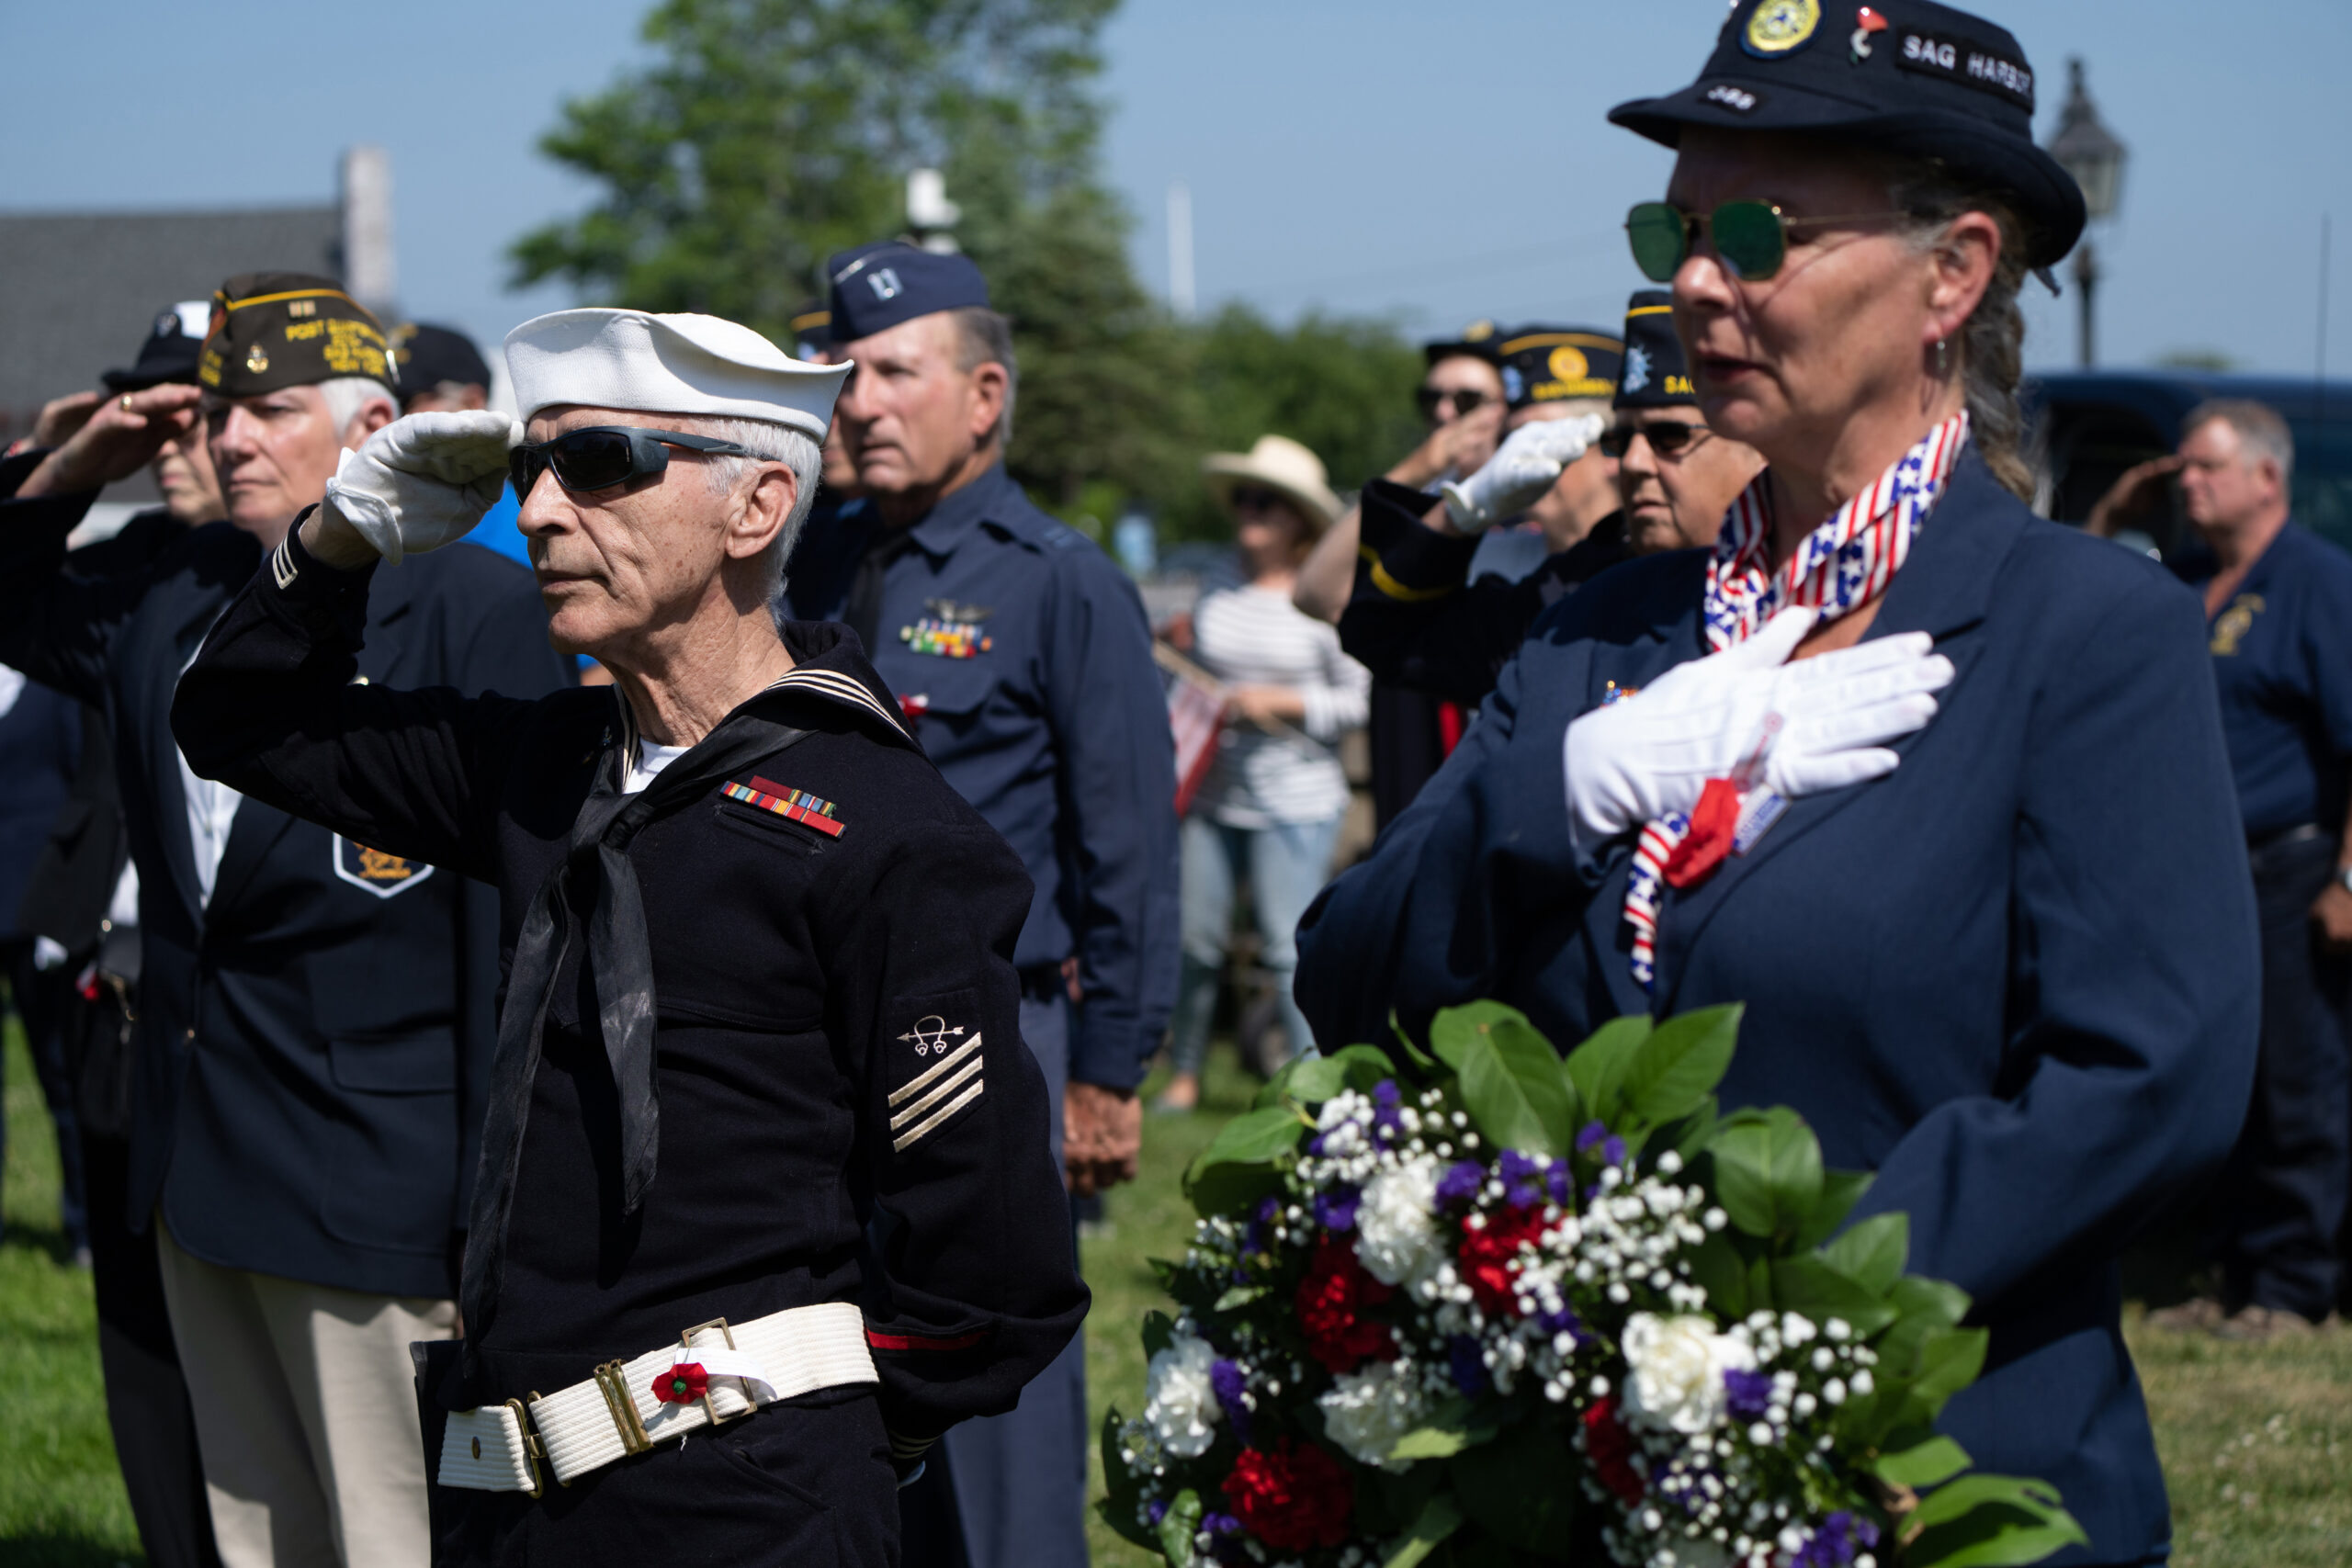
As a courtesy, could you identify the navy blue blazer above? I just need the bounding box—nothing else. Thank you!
[1296,451,2259,1565]
[0,471,572,1300]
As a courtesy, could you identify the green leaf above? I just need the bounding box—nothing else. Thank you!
[1185,1106,1306,1184]
[1888,1274,1973,1328]
[1157,1487,1203,1568]
[1685,1229,1750,1319]
[1873,1434,1973,1489]
[1767,1256,1897,1337]
[1904,1474,2087,1568]
[1381,1494,1464,1568]
[1563,1014,1652,1123]
[1388,1405,1499,1461]
[1709,1107,1824,1239]
[1389,1011,1438,1071]
[1268,1043,1401,1109]
[1213,1285,1269,1314]
[1449,1428,1577,1556]
[1436,1004,1577,1157]
[1097,1408,1160,1550]
[1184,1160,1287,1223]
[1790,1168,1875,1251]
[1821,1213,1909,1295]
[1616,1003,1741,1126]
[1908,1325,1990,1410]
[1141,1312,1176,1360]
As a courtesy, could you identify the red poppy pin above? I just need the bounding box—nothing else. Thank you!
[653,1361,709,1404]
[1850,6,1889,62]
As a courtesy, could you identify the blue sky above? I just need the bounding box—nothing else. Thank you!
[3,0,2346,378]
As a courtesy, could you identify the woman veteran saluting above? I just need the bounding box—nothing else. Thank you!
[1297,5,2257,1562]
[172,309,1084,1565]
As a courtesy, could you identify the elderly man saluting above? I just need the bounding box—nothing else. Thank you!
[171,308,1087,1565]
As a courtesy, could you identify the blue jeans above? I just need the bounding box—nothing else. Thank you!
[1169,815,1341,1076]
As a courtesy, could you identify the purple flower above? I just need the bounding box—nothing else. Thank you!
[1537,1304,1586,1344]
[1313,1186,1361,1232]
[1792,1511,1869,1568]
[1545,1160,1571,1205]
[1203,1511,1242,1536]
[1498,1149,1546,1208]
[1576,1121,1609,1153]
[1147,1498,1168,1527]
[1373,1080,1402,1109]
[1724,1367,1773,1424]
[1573,1122,1624,1167]
[1369,1080,1406,1144]
[1434,1160,1485,1208]
[1210,1359,1254,1443]
[1243,1196,1280,1253]
[1604,1134,1626,1167]
[1305,1132,1327,1156]
[1446,1336,1490,1397]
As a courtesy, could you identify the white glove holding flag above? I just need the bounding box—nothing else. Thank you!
[1441,412,1607,530]
[1562,607,1955,856]
[322,411,521,565]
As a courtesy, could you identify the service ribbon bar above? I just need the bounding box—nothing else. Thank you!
[724,777,845,838]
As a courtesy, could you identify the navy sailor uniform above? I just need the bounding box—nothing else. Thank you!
[1296,450,2259,1566]
[172,525,1087,1566]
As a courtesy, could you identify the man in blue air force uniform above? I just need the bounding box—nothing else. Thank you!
[785,242,1180,1568]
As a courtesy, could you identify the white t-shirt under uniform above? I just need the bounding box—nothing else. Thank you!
[1190,582,1371,829]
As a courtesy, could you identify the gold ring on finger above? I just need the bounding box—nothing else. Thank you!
[120,394,133,411]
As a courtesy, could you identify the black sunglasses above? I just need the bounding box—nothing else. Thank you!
[1415,386,1492,420]
[1229,485,1294,514]
[1599,422,1713,459]
[509,426,755,497]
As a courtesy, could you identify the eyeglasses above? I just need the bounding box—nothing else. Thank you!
[1415,386,1492,420]
[1599,422,1714,460]
[508,425,755,497]
[1624,199,1912,284]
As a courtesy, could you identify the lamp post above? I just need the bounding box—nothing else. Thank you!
[2045,58,2128,368]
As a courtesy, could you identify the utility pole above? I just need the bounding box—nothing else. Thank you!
[1167,180,1195,321]
[339,146,397,322]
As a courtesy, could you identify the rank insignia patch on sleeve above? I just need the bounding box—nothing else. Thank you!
[889,1013,984,1153]
[721,776,845,837]
[332,834,435,898]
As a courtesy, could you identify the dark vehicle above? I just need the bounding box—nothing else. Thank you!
[2025,370,2352,559]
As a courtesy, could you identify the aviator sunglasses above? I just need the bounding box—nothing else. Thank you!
[1414,385,1492,420]
[1599,422,1713,460]
[1624,199,1911,285]
[509,426,756,496]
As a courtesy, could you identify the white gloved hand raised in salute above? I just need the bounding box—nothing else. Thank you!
[1440,412,1607,531]
[1562,607,1954,856]
[319,411,522,565]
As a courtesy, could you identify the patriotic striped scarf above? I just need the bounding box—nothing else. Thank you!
[1620,411,1971,991]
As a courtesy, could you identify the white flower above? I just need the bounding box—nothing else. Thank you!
[1653,1538,1730,1568]
[1620,1314,1756,1436]
[1353,1156,1446,1287]
[1315,1359,1427,1472]
[1142,1333,1222,1458]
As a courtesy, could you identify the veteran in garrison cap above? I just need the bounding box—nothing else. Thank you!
[781,241,1178,1568]
[1338,293,1763,707]
[169,303,1086,1566]
[1,270,568,1568]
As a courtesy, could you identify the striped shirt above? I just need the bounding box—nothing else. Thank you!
[1191,582,1371,828]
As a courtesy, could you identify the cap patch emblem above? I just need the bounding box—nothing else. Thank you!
[333,834,435,897]
[1743,0,1821,58]
[244,344,270,374]
[1897,31,2034,109]
[867,267,903,301]
[1622,345,1652,395]
[1546,345,1589,386]
[721,776,845,837]
[1703,83,1761,113]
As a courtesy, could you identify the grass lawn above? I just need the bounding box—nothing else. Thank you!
[2,1026,2344,1564]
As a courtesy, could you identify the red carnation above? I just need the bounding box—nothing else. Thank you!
[1295,1232,1397,1373]
[652,1361,709,1405]
[1581,1397,1645,1506]
[1457,1205,1549,1316]
[1223,1438,1354,1551]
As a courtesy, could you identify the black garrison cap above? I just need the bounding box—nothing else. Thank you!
[1496,325,1623,413]
[104,300,211,391]
[1613,291,1697,411]
[390,322,492,398]
[198,273,396,397]
[1608,0,2084,266]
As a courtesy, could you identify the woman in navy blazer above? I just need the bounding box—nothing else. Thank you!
[1296,5,2257,1563]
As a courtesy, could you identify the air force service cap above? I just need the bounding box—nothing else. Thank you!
[1614,291,1697,411]
[104,300,211,392]
[1496,326,1623,412]
[1607,0,2084,266]
[825,241,990,343]
[198,273,397,397]
[503,309,850,440]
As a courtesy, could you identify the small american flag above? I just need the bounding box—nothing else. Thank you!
[1153,642,1228,817]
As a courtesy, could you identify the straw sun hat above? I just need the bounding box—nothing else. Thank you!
[1201,434,1344,535]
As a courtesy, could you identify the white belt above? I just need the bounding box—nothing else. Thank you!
[435,1302,878,1495]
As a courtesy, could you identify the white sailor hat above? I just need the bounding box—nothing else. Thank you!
[503,309,851,440]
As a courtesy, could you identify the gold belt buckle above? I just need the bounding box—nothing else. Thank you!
[679,1317,749,1427]
[592,1361,654,1454]
[503,1398,547,1497]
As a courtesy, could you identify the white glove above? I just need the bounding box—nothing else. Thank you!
[1441,412,1606,530]
[322,411,521,564]
[1562,607,1955,856]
